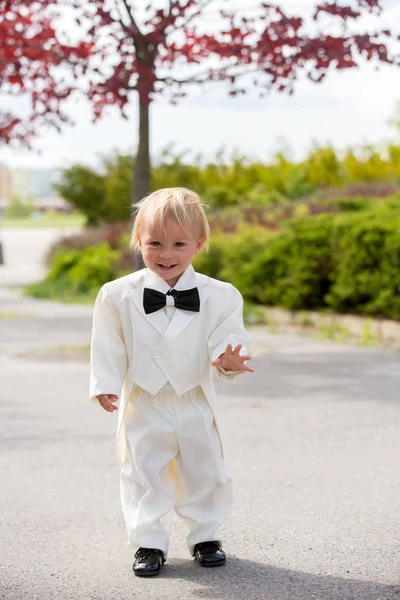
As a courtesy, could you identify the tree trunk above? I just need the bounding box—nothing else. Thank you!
[132,97,151,208]
[131,96,151,270]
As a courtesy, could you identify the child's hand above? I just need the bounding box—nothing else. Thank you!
[212,344,255,373]
[97,394,119,412]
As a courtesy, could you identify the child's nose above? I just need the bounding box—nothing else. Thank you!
[160,248,174,258]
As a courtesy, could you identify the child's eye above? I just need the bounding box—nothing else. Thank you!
[149,241,161,246]
[174,242,185,247]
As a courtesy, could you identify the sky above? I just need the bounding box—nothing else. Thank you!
[1,0,399,170]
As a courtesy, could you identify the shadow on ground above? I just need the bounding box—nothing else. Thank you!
[220,353,400,405]
[163,557,400,599]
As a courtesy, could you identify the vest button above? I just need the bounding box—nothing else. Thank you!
[153,353,162,359]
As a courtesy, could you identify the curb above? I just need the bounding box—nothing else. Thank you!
[259,306,400,345]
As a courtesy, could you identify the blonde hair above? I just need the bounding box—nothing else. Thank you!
[131,187,210,252]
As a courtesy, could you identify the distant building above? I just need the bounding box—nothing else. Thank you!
[32,197,72,212]
[0,166,71,216]
[12,168,63,200]
[0,196,72,217]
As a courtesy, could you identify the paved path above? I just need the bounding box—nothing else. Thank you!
[1,229,400,599]
[0,227,79,286]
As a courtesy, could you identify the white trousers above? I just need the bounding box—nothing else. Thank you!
[120,386,232,558]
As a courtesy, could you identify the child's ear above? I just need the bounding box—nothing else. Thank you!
[195,239,205,255]
[137,236,142,249]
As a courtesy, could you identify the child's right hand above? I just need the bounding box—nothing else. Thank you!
[97,394,119,412]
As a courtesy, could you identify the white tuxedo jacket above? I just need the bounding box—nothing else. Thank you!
[89,265,251,465]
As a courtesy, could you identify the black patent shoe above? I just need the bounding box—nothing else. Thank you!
[133,548,165,577]
[193,541,226,567]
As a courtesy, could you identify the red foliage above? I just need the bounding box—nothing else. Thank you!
[0,0,92,146]
[1,0,399,144]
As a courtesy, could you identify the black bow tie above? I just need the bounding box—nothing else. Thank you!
[143,287,200,315]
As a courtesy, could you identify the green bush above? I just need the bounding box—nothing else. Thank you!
[193,234,227,280]
[5,195,35,218]
[326,211,400,319]
[202,185,239,208]
[55,165,107,227]
[44,228,108,266]
[25,278,98,304]
[26,201,400,321]
[46,243,121,293]
[55,144,400,227]
[197,207,400,320]
[219,217,335,310]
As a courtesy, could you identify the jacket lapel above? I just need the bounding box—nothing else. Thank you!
[129,287,169,335]
[161,272,209,344]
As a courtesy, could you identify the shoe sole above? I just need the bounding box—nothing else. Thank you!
[133,570,162,577]
[197,559,226,567]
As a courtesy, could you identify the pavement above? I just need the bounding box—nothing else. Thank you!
[0,228,400,599]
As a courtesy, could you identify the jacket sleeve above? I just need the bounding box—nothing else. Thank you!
[208,283,251,380]
[89,284,128,403]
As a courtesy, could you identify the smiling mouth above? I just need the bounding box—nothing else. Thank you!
[157,264,177,269]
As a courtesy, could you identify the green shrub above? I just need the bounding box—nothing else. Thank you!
[218,228,275,301]
[326,211,400,319]
[47,249,82,282]
[25,278,98,304]
[193,234,227,280]
[217,217,334,310]
[46,243,121,294]
[56,143,400,227]
[5,195,35,218]
[44,228,108,265]
[202,185,239,208]
[197,207,400,320]
[69,244,121,291]
[26,200,400,321]
[55,165,107,227]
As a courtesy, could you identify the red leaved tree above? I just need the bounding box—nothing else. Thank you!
[1,0,399,206]
[0,0,91,146]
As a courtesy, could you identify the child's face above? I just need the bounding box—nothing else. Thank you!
[138,217,204,287]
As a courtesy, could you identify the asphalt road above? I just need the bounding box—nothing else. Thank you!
[0,227,78,286]
[0,229,399,599]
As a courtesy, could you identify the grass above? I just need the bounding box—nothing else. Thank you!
[358,319,384,347]
[2,212,85,229]
[317,321,351,343]
[24,279,98,305]
[53,344,90,356]
[0,312,22,319]
[248,307,395,349]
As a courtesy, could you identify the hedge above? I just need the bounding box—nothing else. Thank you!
[27,207,400,320]
[195,208,400,320]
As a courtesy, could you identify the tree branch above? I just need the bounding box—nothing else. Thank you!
[198,0,218,10]
[158,63,258,86]
[118,0,143,37]
[113,1,130,29]
[157,0,181,32]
